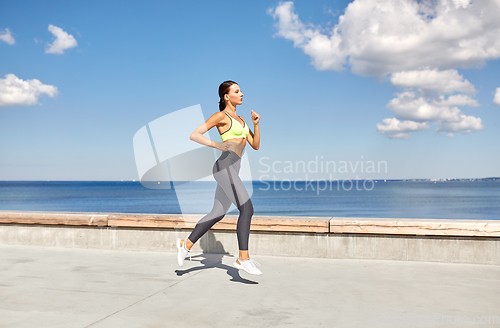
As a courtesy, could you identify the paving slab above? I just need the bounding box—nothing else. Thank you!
[0,245,499,328]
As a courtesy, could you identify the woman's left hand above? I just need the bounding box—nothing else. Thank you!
[251,110,260,125]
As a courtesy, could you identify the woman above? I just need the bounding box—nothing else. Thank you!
[176,80,262,275]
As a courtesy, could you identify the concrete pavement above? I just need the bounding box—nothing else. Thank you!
[0,245,499,328]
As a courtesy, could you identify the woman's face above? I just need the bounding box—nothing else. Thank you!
[225,84,244,106]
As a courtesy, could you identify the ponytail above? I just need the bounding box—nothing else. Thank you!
[218,98,226,111]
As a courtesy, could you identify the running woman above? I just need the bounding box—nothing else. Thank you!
[177,80,262,275]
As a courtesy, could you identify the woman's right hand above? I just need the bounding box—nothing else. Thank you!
[215,141,231,151]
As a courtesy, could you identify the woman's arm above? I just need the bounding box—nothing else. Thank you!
[246,110,260,150]
[189,111,225,148]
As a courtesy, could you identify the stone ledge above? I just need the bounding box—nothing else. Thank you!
[108,213,330,233]
[330,217,500,237]
[0,211,498,237]
[0,211,108,226]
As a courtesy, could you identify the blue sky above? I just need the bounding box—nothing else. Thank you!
[1,0,499,181]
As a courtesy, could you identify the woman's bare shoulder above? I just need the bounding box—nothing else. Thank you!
[211,111,228,121]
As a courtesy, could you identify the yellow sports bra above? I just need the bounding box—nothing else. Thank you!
[220,110,250,142]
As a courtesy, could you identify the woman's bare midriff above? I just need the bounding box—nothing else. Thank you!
[222,139,246,158]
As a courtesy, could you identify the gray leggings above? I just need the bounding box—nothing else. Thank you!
[187,150,254,250]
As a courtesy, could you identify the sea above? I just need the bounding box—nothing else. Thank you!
[0,180,499,220]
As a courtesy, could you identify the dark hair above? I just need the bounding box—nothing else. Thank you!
[218,80,237,111]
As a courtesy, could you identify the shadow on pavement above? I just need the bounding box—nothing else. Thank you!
[174,231,259,284]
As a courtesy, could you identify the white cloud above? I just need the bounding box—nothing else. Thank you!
[268,1,493,139]
[387,92,460,122]
[433,94,479,107]
[436,114,484,134]
[0,28,15,45]
[268,0,500,78]
[376,117,430,139]
[385,68,483,136]
[494,87,500,106]
[384,90,483,136]
[0,74,58,107]
[389,69,476,94]
[267,2,346,71]
[45,24,77,54]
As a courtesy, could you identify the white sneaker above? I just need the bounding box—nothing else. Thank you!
[177,238,191,267]
[233,258,262,275]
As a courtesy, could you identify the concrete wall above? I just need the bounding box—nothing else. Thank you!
[1,223,498,265]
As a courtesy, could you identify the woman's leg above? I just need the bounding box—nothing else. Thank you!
[185,183,233,248]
